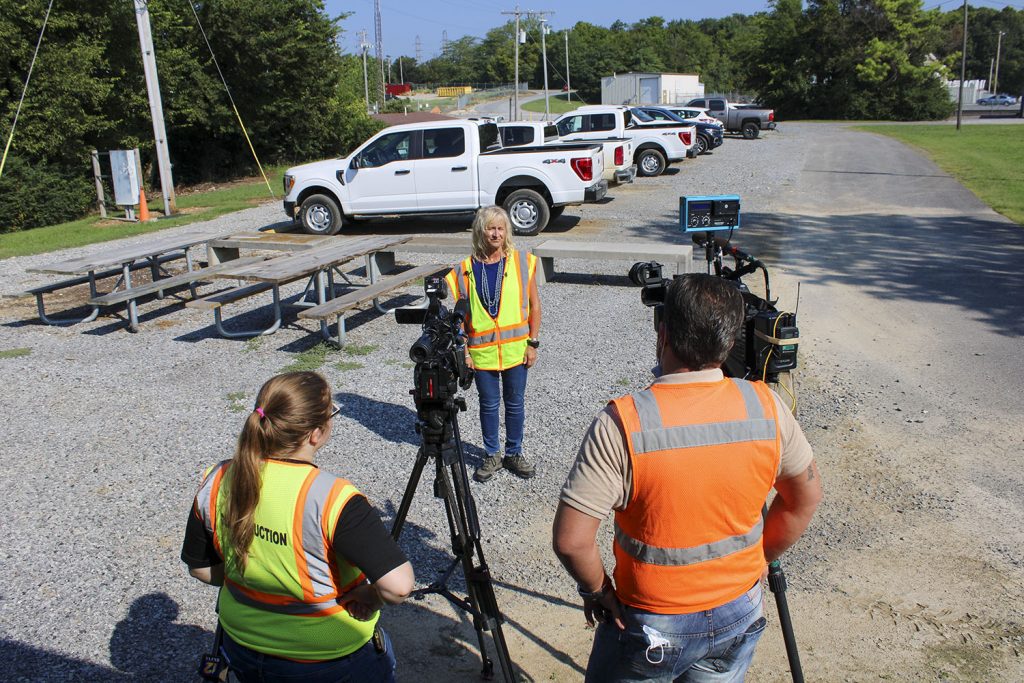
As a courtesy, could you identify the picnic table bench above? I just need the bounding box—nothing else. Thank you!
[186,234,412,339]
[205,231,336,265]
[298,263,451,347]
[531,239,694,284]
[26,230,219,329]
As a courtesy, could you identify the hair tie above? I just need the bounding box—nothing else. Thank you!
[254,407,266,420]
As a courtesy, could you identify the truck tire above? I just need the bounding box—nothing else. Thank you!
[504,189,550,236]
[548,205,565,222]
[693,135,709,155]
[299,194,343,235]
[742,122,760,140]
[636,149,666,177]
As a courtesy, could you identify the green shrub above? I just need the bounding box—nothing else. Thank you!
[0,158,94,232]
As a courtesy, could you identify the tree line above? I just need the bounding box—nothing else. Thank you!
[1,1,1021,232]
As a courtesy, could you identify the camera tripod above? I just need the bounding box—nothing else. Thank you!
[390,389,516,683]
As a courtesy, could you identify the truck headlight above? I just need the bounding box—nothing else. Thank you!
[283,174,295,195]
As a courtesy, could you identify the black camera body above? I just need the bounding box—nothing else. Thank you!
[629,261,799,383]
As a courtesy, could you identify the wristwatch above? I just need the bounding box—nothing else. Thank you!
[526,337,540,348]
[577,575,612,600]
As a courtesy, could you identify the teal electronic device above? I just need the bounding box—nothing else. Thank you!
[679,195,740,232]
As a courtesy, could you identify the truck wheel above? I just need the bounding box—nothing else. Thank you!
[299,194,343,235]
[548,205,565,222]
[636,149,666,177]
[504,189,550,236]
[742,122,760,140]
[694,135,709,155]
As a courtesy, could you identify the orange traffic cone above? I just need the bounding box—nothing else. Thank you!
[138,188,151,222]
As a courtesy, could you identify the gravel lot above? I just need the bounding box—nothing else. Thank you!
[8,122,1019,682]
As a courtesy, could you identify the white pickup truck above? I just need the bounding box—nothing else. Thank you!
[554,105,696,177]
[497,121,636,185]
[282,119,607,236]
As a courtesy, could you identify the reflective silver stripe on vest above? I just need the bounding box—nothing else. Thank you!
[225,581,338,615]
[470,331,497,345]
[731,378,764,420]
[458,259,471,300]
[195,461,230,537]
[614,517,764,567]
[498,323,530,341]
[517,251,530,320]
[301,471,340,598]
[629,380,776,453]
[632,390,663,431]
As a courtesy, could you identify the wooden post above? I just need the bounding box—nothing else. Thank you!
[91,150,107,218]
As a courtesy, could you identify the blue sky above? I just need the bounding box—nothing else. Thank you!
[325,0,774,58]
[325,0,1021,59]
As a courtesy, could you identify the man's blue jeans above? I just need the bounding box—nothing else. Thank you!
[221,628,396,682]
[585,583,766,683]
[474,363,528,456]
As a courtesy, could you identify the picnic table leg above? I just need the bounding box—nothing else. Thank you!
[212,285,282,338]
[34,272,101,325]
[123,263,140,333]
[185,250,198,298]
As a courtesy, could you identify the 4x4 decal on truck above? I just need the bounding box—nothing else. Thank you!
[542,158,566,164]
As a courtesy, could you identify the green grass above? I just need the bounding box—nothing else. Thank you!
[333,360,364,371]
[226,391,248,413]
[0,347,31,358]
[0,166,287,260]
[855,124,1024,225]
[521,93,585,115]
[343,343,377,356]
[280,342,333,373]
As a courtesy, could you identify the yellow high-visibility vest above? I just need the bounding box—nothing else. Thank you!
[194,459,375,660]
[445,249,536,371]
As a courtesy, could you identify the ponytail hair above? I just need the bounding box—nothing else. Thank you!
[225,371,332,574]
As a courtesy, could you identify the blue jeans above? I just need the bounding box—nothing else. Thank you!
[221,628,396,683]
[585,583,766,683]
[474,363,528,456]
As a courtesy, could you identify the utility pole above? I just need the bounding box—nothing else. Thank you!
[994,30,1006,95]
[133,0,175,215]
[564,29,571,103]
[399,57,404,84]
[540,18,551,118]
[989,58,994,93]
[387,55,392,85]
[359,30,371,113]
[956,0,968,131]
[374,0,384,108]
[502,6,525,120]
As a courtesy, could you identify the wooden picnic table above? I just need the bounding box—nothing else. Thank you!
[193,234,413,338]
[205,231,336,265]
[26,230,220,328]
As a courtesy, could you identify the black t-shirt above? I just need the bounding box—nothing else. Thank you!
[181,494,408,583]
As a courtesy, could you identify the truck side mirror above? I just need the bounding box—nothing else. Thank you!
[350,157,361,170]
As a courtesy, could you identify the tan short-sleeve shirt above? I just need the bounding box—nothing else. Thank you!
[559,369,814,519]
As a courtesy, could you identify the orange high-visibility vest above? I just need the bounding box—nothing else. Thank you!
[445,249,536,371]
[193,459,374,660]
[609,378,781,614]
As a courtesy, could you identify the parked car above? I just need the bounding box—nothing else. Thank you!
[977,94,1017,105]
[555,105,697,177]
[685,97,776,139]
[631,107,724,156]
[497,121,636,185]
[283,119,607,236]
[665,106,722,127]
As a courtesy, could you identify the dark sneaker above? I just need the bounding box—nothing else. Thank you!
[474,455,503,482]
[502,454,536,479]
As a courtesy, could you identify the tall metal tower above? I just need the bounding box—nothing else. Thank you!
[442,30,449,58]
[374,0,385,98]
[415,35,423,63]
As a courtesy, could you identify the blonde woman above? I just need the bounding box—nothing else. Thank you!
[182,372,414,682]
[445,206,542,482]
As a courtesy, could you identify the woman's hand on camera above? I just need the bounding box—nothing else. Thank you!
[341,583,383,621]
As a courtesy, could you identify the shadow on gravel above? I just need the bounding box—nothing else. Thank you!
[615,209,1024,338]
[0,593,213,681]
[335,391,419,446]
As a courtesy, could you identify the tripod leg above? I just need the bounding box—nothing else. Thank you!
[391,446,431,540]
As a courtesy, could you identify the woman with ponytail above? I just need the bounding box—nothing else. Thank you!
[181,371,413,682]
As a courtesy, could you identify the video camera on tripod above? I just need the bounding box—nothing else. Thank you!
[630,195,800,388]
[392,275,517,683]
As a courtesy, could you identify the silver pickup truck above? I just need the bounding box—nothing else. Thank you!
[685,97,776,139]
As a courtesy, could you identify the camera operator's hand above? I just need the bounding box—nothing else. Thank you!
[340,583,383,621]
[464,351,475,370]
[524,346,537,368]
[583,589,624,630]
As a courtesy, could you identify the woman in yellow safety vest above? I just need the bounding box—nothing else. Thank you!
[181,371,414,682]
[445,206,542,483]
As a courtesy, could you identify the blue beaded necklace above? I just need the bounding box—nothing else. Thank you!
[477,255,504,317]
